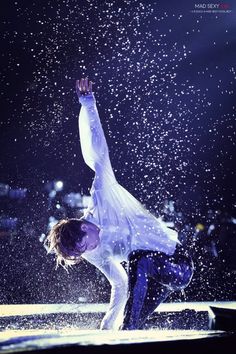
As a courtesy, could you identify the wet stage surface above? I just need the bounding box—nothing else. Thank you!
[0,302,235,354]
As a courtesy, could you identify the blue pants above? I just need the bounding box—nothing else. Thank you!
[122,248,194,329]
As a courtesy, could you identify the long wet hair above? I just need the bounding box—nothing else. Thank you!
[44,218,87,272]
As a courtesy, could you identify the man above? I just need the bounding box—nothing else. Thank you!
[45,78,194,330]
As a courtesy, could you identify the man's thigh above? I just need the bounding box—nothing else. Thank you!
[128,250,193,291]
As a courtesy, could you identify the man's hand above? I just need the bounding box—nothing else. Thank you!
[76,78,93,98]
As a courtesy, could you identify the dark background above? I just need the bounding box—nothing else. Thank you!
[0,0,235,304]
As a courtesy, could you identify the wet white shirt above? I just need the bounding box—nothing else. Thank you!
[79,93,179,329]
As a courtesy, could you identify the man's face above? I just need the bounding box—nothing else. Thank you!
[78,222,100,252]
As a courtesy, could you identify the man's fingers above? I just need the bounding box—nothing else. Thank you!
[81,78,87,92]
[76,80,81,91]
[76,78,93,94]
[85,78,87,91]
[81,78,88,92]
[80,78,85,91]
[77,79,81,91]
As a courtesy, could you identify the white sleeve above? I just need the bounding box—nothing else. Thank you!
[78,94,116,189]
[98,258,128,330]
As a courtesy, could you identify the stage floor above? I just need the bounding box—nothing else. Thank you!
[0,302,235,354]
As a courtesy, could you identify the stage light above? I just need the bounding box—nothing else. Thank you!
[63,192,90,209]
[0,183,10,196]
[82,195,91,208]
[39,233,46,243]
[195,223,204,231]
[0,217,18,231]
[44,180,64,195]
[54,180,63,192]
[207,224,215,235]
[231,217,236,224]
[0,183,27,199]
[8,188,27,199]
[49,190,56,199]
[48,216,58,230]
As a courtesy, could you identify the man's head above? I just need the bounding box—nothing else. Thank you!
[45,218,100,271]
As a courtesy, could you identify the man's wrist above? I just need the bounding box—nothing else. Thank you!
[79,93,96,106]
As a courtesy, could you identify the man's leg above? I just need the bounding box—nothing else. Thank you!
[138,252,194,328]
[152,252,194,290]
[138,278,172,329]
[122,251,151,330]
[121,250,194,330]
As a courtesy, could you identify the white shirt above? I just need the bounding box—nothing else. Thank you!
[79,93,179,329]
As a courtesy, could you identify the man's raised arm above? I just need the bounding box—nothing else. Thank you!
[76,79,115,184]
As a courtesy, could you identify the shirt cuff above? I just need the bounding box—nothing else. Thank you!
[79,93,96,107]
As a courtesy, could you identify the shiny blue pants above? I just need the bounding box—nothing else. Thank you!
[122,248,194,330]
